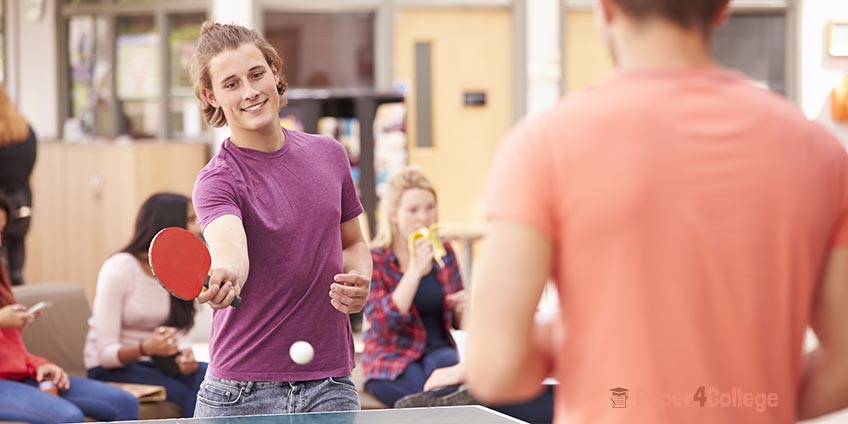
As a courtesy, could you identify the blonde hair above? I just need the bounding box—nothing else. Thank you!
[189,21,288,128]
[371,167,438,249]
[0,85,29,146]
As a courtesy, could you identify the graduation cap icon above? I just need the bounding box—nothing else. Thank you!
[610,387,629,408]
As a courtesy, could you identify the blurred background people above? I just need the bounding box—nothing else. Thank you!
[363,167,466,407]
[362,167,554,423]
[0,84,36,286]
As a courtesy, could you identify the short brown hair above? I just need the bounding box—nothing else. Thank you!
[189,21,288,128]
[614,0,728,32]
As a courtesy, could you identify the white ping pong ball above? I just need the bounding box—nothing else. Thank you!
[290,341,314,365]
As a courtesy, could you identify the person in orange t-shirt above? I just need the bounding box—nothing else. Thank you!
[465,1,848,423]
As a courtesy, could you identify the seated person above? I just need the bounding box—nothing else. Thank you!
[84,192,207,417]
[363,167,466,407]
[362,167,554,423]
[0,196,140,424]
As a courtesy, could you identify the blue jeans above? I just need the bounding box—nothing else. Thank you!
[0,377,139,423]
[490,385,555,424]
[194,374,360,417]
[88,360,208,418]
[365,346,459,406]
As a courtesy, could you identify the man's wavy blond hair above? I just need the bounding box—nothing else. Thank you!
[189,22,288,128]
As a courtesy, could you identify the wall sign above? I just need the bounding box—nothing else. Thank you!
[463,91,487,107]
[828,21,848,57]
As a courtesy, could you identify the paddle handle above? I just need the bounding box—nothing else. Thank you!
[203,276,242,308]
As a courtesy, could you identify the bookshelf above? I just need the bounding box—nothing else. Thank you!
[283,88,405,237]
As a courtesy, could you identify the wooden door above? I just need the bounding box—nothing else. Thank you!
[394,8,513,227]
[564,9,613,93]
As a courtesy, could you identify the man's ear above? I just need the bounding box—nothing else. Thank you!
[712,0,731,28]
[271,64,280,83]
[203,88,219,108]
[597,0,616,24]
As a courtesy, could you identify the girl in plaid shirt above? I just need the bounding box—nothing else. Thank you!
[361,167,466,407]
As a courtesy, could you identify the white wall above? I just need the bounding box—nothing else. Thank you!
[10,0,60,140]
[212,0,256,28]
[526,0,560,114]
[799,0,848,144]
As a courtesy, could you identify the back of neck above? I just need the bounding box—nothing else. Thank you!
[611,18,718,71]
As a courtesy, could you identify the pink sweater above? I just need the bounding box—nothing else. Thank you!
[84,253,190,369]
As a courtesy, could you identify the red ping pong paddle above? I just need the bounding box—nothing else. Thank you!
[148,227,242,308]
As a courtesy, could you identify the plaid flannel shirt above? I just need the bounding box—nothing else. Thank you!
[362,241,464,382]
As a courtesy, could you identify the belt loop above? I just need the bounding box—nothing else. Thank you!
[244,381,254,394]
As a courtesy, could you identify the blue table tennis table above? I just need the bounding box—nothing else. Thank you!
[109,406,527,424]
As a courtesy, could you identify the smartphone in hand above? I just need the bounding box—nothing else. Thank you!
[27,301,53,315]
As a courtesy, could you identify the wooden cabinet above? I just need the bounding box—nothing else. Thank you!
[24,142,209,302]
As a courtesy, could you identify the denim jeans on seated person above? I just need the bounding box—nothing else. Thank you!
[88,360,209,418]
[0,377,139,424]
[193,374,360,418]
[364,345,460,407]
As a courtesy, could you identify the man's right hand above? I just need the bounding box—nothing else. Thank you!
[198,266,241,309]
[199,214,249,309]
[0,304,31,329]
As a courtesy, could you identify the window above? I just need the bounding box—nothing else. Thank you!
[168,13,206,139]
[67,15,110,136]
[263,11,375,88]
[116,15,159,137]
[712,12,787,95]
[63,1,207,139]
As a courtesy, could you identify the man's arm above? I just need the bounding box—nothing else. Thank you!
[330,215,372,314]
[798,247,848,419]
[465,221,554,404]
[197,214,249,309]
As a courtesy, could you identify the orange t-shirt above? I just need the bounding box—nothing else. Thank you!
[485,68,848,424]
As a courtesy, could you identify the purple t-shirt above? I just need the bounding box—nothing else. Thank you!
[192,127,363,381]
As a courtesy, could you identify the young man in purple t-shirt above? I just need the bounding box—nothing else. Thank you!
[188,22,372,417]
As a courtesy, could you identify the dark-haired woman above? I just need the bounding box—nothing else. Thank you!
[84,192,207,417]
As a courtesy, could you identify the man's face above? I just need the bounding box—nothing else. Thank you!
[204,43,281,134]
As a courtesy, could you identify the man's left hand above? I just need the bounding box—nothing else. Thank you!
[330,270,370,314]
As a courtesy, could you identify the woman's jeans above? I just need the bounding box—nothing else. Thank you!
[88,360,208,418]
[194,374,361,417]
[365,346,459,407]
[0,377,139,423]
[365,345,555,423]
